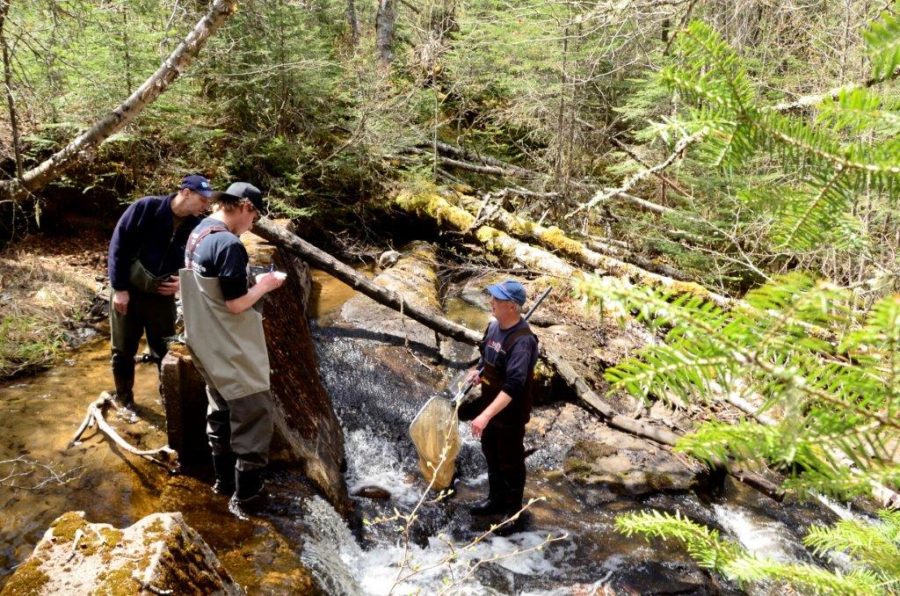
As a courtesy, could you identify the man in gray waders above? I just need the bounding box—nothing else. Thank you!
[107,174,216,413]
[459,280,539,521]
[180,183,285,515]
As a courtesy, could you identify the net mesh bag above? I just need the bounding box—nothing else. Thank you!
[409,396,461,490]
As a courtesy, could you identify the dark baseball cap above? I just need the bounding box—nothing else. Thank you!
[221,182,267,216]
[487,280,527,306]
[180,174,217,198]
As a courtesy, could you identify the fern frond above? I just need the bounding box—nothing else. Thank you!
[724,557,885,595]
[804,515,900,578]
[615,510,743,571]
[863,1,900,82]
[617,510,892,594]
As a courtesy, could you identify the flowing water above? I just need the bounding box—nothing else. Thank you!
[0,269,857,593]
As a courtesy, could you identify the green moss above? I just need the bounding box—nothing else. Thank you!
[539,226,585,256]
[96,564,140,596]
[1,556,50,595]
[50,511,87,543]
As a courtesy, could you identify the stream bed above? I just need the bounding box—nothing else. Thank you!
[0,268,852,594]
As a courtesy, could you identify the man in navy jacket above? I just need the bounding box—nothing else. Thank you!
[107,174,215,411]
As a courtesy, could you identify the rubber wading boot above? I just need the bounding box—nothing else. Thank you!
[211,453,237,496]
[228,469,267,519]
[112,371,136,411]
[469,498,506,517]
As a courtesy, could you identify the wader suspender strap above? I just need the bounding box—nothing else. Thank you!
[184,225,228,270]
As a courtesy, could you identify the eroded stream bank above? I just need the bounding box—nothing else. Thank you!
[1,264,852,594]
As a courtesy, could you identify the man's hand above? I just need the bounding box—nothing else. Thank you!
[471,412,490,438]
[465,368,482,386]
[256,271,286,293]
[112,290,130,315]
[157,277,179,296]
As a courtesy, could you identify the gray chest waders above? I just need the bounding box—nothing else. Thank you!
[178,264,270,400]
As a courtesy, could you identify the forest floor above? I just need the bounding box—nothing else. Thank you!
[0,231,108,379]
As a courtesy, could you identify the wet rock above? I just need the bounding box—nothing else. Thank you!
[159,475,318,594]
[526,403,701,495]
[563,434,701,494]
[340,241,443,350]
[353,486,392,500]
[0,511,241,595]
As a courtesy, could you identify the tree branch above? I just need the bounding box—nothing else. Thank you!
[0,0,239,202]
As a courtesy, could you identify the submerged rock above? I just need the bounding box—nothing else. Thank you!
[563,434,701,494]
[341,241,444,351]
[1,511,240,595]
[352,486,392,500]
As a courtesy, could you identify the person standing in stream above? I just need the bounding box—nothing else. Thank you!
[460,280,539,520]
[107,174,216,413]
[179,182,284,515]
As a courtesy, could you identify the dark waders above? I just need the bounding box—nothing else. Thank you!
[109,290,176,407]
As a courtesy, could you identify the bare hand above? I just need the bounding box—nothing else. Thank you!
[156,277,179,296]
[112,290,130,315]
[471,413,489,438]
[465,369,481,386]
[257,272,286,293]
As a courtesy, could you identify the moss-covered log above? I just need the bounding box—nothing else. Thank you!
[452,193,731,307]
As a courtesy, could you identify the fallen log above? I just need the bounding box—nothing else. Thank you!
[455,193,726,303]
[69,392,178,474]
[253,220,481,345]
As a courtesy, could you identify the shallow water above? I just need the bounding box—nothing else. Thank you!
[0,268,852,594]
[0,340,166,582]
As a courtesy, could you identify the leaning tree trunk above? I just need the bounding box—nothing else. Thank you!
[262,244,351,515]
[0,0,238,202]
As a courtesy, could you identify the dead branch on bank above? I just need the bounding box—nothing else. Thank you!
[69,392,178,474]
[0,456,84,490]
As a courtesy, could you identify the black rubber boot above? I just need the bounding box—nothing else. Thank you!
[112,370,136,410]
[469,498,506,516]
[228,468,267,518]
[211,453,236,496]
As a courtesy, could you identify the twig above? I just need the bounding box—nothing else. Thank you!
[68,392,179,474]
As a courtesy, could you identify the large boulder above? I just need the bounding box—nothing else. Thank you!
[0,511,240,595]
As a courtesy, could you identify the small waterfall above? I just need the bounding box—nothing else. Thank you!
[713,504,811,564]
[300,496,364,595]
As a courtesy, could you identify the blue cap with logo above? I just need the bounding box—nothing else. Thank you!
[487,280,527,306]
[180,174,217,198]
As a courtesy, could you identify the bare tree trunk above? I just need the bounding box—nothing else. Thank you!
[375,0,395,65]
[0,0,23,179]
[0,0,239,202]
[347,0,360,47]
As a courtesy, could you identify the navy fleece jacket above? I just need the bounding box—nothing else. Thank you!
[107,194,204,291]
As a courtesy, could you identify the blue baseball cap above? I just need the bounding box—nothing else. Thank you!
[180,174,217,198]
[487,280,527,306]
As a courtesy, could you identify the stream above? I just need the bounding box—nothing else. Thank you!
[0,268,854,594]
